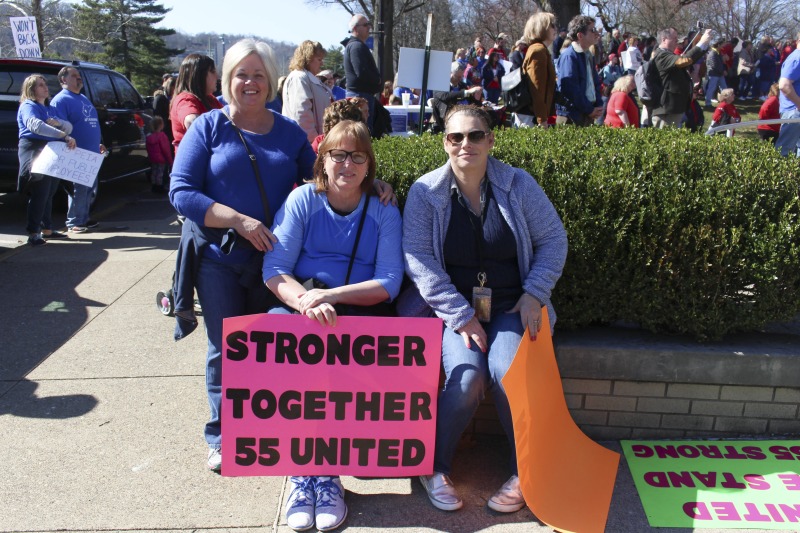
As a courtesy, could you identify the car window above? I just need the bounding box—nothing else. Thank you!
[84,70,118,108]
[110,73,141,109]
[0,70,61,97]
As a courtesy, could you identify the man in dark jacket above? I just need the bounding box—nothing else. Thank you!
[342,14,382,132]
[652,27,713,128]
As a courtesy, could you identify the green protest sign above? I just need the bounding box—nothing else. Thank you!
[622,440,800,529]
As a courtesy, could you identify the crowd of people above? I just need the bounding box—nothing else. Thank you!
[14,10,799,532]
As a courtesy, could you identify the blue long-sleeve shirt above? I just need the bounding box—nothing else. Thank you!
[17,99,70,141]
[169,108,316,262]
[263,183,404,300]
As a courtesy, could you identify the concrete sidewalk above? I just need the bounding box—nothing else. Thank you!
[0,190,774,533]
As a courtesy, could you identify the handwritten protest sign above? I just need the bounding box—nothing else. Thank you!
[31,142,103,187]
[221,314,443,477]
[9,17,41,58]
[504,308,619,533]
[622,440,800,529]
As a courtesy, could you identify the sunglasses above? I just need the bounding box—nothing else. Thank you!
[328,149,368,164]
[445,130,490,144]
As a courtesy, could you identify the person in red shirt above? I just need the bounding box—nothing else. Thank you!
[169,53,222,150]
[603,75,639,127]
[487,33,509,61]
[706,88,741,135]
[757,83,781,143]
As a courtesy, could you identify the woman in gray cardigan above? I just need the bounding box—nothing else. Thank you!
[398,105,568,515]
[282,40,332,143]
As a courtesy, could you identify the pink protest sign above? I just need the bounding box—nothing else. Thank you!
[221,313,443,477]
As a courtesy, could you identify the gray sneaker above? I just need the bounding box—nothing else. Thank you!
[314,476,347,531]
[286,476,316,531]
[488,474,525,512]
[419,472,463,511]
[206,448,221,472]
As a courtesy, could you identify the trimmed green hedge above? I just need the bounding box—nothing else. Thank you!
[374,127,800,340]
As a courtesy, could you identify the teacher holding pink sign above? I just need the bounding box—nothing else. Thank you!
[262,119,403,531]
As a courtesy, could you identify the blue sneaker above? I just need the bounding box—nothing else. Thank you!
[314,476,347,531]
[286,476,316,531]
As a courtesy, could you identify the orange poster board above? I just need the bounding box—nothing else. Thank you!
[502,308,619,533]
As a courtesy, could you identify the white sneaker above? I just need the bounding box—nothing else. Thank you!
[206,448,221,472]
[419,472,463,511]
[286,476,316,531]
[488,474,525,513]
[314,476,347,531]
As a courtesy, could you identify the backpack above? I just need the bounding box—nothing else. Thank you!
[634,57,663,107]
[501,66,532,114]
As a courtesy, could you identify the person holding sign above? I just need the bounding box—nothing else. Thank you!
[262,119,403,531]
[169,39,317,473]
[17,74,76,246]
[51,67,105,234]
[399,105,568,513]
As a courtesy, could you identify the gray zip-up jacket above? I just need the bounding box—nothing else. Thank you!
[397,157,568,333]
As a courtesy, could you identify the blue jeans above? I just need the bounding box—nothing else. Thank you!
[345,90,376,133]
[66,182,92,228]
[195,254,274,448]
[26,174,59,235]
[704,76,727,107]
[434,311,524,475]
[738,73,754,97]
[775,109,800,158]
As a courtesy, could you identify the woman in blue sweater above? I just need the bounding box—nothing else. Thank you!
[169,39,317,473]
[17,74,75,246]
[262,120,403,531]
[399,105,568,515]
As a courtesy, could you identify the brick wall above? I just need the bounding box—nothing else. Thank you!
[466,326,800,440]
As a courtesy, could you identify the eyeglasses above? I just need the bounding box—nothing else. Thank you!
[328,149,368,164]
[445,130,490,144]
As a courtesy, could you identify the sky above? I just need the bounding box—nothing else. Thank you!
[159,0,355,50]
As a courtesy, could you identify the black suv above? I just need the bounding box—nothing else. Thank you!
[0,58,152,192]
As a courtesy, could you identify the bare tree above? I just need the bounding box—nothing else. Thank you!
[684,0,799,41]
[584,0,702,36]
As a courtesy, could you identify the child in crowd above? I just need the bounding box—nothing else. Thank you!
[757,83,781,143]
[310,98,365,153]
[145,116,173,193]
[706,88,740,136]
[683,83,705,133]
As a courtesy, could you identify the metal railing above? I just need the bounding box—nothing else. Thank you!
[705,117,800,137]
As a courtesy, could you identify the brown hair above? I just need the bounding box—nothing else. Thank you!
[444,104,493,132]
[313,120,375,195]
[323,99,364,135]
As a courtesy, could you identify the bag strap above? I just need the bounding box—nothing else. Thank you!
[220,109,273,227]
[344,195,370,286]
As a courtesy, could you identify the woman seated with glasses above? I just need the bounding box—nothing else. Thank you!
[398,104,568,514]
[262,119,403,531]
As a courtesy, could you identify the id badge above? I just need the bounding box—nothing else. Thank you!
[473,286,492,323]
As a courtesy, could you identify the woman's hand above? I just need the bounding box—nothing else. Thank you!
[64,136,76,150]
[297,288,338,314]
[234,215,277,252]
[304,302,338,327]
[373,179,397,206]
[456,316,487,353]
[507,293,542,340]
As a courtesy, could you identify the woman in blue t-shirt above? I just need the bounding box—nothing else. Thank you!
[262,120,403,531]
[17,74,76,246]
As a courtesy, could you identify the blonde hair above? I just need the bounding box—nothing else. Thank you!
[221,38,279,104]
[718,88,735,101]
[611,75,634,93]
[313,121,375,194]
[288,40,326,72]
[523,12,556,43]
[769,82,780,97]
[19,74,47,103]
